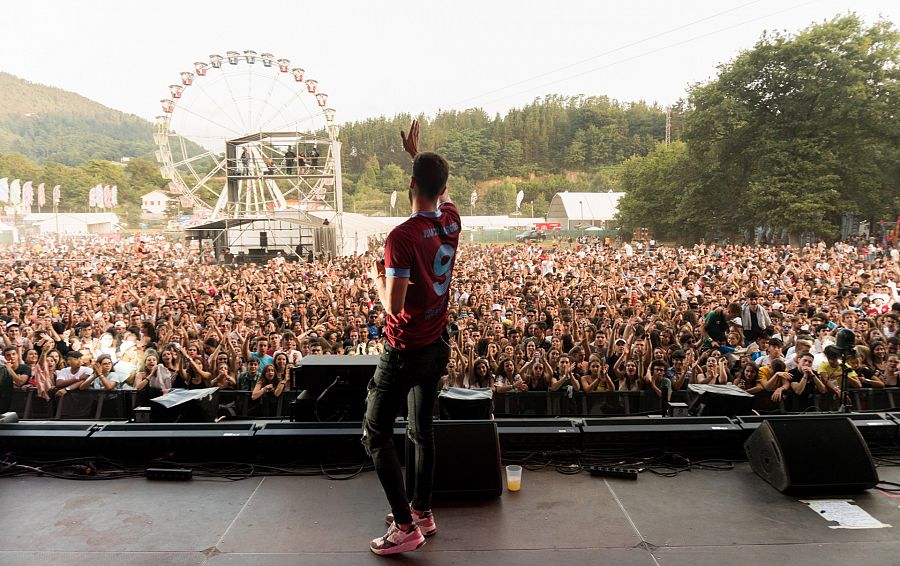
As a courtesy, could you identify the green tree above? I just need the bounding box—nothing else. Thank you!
[441,129,500,181]
[616,142,693,240]
[125,158,166,193]
[378,163,407,194]
[494,140,524,177]
[480,179,517,215]
[529,193,549,218]
[0,152,42,181]
[684,14,900,239]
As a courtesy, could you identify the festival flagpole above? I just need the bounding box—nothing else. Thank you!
[53,185,61,242]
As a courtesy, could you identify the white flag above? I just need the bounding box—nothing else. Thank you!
[103,185,113,208]
[0,178,8,203]
[22,181,33,207]
[90,184,102,207]
[390,190,397,209]
[516,190,525,210]
[37,183,46,208]
[470,190,478,207]
[10,179,21,204]
[111,185,118,206]
[52,185,61,205]
[88,185,96,207]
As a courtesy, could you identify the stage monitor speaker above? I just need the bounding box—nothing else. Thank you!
[438,388,492,420]
[406,420,502,498]
[290,355,378,422]
[744,417,878,495]
[150,389,218,423]
[688,384,754,417]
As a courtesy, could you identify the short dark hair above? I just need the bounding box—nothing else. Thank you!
[412,152,449,200]
[726,302,742,317]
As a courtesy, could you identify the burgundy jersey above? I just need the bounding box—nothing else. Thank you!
[383,201,461,350]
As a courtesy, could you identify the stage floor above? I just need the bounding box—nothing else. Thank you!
[1,462,899,565]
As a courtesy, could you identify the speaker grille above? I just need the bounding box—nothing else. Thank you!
[406,420,502,498]
[746,417,878,494]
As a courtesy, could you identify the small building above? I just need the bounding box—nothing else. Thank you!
[22,213,121,236]
[546,191,624,230]
[141,190,173,215]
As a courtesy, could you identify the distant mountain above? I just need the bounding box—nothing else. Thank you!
[0,72,156,165]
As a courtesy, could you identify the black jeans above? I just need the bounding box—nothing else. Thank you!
[363,338,450,525]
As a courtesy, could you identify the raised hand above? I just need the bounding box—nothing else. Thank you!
[400,119,420,159]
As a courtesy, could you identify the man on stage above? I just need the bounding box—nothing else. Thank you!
[364,120,460,555]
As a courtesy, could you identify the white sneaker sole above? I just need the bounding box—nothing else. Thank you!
[370,537,426,555]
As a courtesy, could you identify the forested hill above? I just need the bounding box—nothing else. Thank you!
[339,95,670,179]
[0,72,156,165]
[0,71,675,218]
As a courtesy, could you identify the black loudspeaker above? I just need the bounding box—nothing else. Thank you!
[259,231,268,248]
[405,420,502,498]
[290,355,377,422]
[687,384,754,417]
[438,390,492,420]
[150,389,218,423]
[744,417,879,494]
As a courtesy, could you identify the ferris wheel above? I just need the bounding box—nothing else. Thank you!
[154,51,342,219]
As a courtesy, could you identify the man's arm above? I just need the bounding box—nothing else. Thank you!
[699,310,715,343]
[369,255,409,317]
[670,370,686,391]
[55,373,81,388]
[76,367,100,391]
[7,363,27,387]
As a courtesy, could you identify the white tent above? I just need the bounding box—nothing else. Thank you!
[546,192,624,229]
[23,213,121,235]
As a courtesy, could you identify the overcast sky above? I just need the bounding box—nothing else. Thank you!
[3,0,899,126]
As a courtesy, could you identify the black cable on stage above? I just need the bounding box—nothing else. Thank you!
[0,453,375,481]
[320,459,373,481]
[876,480,900,493]
[501,447,743,478]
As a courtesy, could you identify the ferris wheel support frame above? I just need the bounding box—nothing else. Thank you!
[155,50,345,254]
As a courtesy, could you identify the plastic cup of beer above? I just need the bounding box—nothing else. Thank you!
[506,465,522,492]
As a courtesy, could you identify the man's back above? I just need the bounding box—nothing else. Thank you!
[704,308,728,342]
[383,201,460,350]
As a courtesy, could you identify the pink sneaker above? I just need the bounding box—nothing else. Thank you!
[385,505,437,537]
[369,522,426,555]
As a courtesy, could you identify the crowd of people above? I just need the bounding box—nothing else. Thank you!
[0,234,898,413]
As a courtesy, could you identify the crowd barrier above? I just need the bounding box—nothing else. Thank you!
[4,387,899,421]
